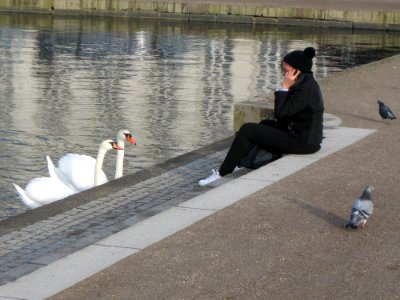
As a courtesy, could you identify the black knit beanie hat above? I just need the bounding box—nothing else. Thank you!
[283,47,316,73]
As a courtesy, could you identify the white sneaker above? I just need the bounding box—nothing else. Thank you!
[198,169,221,186]
[233,166,242,173]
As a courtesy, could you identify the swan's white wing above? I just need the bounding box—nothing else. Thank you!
[47,155,79,192]
[15,177,76,208]
[57,153,107,191]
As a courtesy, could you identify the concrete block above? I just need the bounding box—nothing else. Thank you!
[388,24,400,31]
[96,207,214,249]
[54,0,80,11]
[322,9,346,21]
[353,22,387,31]
[134,0,156,12]
[179,178,271,211]
[385,12,400,26]
[3,0,54,10]
[186,3,208,14]
[254,17,278,26]
[208,3,229,15]
[131,10,160,19]
[298,127,376,159]
[324,9,388,26]
[234,101,342,132]
[278,17,316,27]
[230,4,257,17]
[345,10,386,25]
[216,14,253,24]
[158,12,189,21]
[158,2,186,13]
[323,113,342,129]
[316,19,353,29]
[233,101,275,132]
[189,14,216,23]
[260,7,320,19]
[260,7,289,18]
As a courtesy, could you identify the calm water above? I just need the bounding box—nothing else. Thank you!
[1,13,399,220]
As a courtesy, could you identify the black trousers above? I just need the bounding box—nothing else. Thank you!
[219,120,320,176]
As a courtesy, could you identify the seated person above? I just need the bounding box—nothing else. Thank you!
[199,47,324,186]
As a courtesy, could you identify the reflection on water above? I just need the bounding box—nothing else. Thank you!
[0,13,399,220]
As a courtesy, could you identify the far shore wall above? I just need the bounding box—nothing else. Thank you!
[0,0,399,31]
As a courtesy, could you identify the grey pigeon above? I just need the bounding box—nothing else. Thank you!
[345,185,374,229]
[378,100,396,120]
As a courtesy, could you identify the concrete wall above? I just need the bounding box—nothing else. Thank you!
[0,0,399,31]
[233,101,274,132]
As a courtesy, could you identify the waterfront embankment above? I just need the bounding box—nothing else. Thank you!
[0,0,400,31]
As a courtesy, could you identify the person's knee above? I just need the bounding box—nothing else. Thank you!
[238,122,257,134]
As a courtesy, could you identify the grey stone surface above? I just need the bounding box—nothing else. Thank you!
[0,147,229,285]
[277,17,316,27]
[189,14,216,22]
[316,19,353,29]
[216,14,253,24]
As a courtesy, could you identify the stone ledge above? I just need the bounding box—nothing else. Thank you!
[189,13,216,22]
[316,19,353,29]
[233,100,341,132]
[277,17,316,27]
[216,14,253,24]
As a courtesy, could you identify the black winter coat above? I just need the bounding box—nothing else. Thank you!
[273,73,324,146]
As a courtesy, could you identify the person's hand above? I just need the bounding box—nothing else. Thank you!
[282,69,301,89]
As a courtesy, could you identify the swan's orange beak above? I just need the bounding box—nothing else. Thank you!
[126,134,136,145]
[112,142,124,150]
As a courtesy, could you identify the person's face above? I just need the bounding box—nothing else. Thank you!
[281,62,295,76]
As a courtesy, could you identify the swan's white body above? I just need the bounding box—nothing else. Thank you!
[53,153,108,191]
[115,129,136,179]
[48,140,122,192]
[14,177,76,209]
[47,130,136,186]
[16,140,122,209]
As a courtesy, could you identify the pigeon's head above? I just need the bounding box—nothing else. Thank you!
[365,185,374,194]
[377,100,384,106]
[346,209,368,229]
[360,185,374,200]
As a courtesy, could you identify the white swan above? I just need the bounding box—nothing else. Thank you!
[15,140,123,208]
[47,130,136,187]
[47,139,123,192]
[115,129,136,179]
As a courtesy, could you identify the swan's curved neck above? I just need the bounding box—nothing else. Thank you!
[115,140,125,179]
[94,147,108,186]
